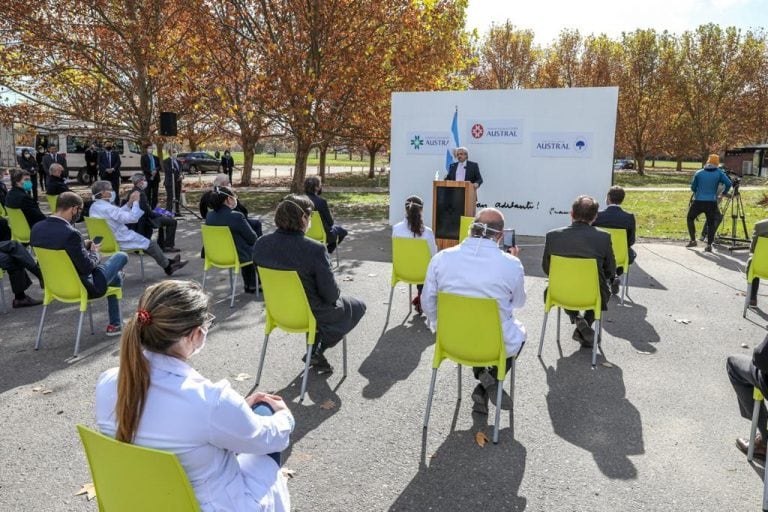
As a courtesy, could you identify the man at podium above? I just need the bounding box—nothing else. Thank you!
[446,147,482,189]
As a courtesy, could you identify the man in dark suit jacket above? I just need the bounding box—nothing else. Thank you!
[220,150,235,182]
[592,185,636,295]
[125,173,179,252]
[446,147,483,188]
[304,176,346,254]
[0,239,43,307]
[5,169,46,228]
[98,141,122,202]
[542,195,616,348]
[163,151,183,215]
[199,174,263,236]
[253,194,366,373]
[45,163,71,196]
[30,192,128,335]
[41,144,68,182]
[84,143,99,183]
[140,144,161,208]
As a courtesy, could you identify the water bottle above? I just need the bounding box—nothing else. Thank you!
[434,170,440,181]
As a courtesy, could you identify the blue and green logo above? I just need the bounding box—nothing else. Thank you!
[410,135,424,150]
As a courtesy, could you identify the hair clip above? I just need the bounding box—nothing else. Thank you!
[137,309,152,326]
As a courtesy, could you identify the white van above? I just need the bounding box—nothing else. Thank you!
[35,129,142,184]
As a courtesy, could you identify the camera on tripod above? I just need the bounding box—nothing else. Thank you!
[724,168,741,191]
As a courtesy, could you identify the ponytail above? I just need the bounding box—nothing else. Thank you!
[405,195,424,237]
[115,317,150,443]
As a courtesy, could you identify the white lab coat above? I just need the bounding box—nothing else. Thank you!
[89,199,148,250]
[392,219,438,256]
[422,236,527,356]
[96,351,294,512]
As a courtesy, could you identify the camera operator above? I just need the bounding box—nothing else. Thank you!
[700,166,735,241]
[687,154,731,252]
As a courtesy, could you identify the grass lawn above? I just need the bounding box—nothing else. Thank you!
[615,170,768,188]
[227,151,387,168]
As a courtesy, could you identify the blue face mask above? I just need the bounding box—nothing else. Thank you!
[22,180,33,191]
[109,191,116,203]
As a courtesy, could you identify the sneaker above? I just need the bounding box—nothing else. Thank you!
[12,295,42,308]
[575,317,595,344]
[572,328,594,348]
[105,324,122,337]
[471,384,489,415]
[610,276,620,296]
[411,295,423,315]
[704,244,713,252]
[686,240,697,248]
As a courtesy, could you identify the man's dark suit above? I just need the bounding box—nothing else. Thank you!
[163,157,183,214]
[45,175,70,196]
[0,240,42,296]
[206,206,257,290]
[221,154,235,182]
[30,216,106,298]
[307,192,346,253]
[125,186,176,249]
[593,204,637,266]
[199,190,262,236]
[5,187,46,228]
[447,160,483,187]
[253,229,365,346]
[41,152,68,179]
[141,153,161,208]
[84,148,99,182]
[542,222,617,322]
[98,149,122,199]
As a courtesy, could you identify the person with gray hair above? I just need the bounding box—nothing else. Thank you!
[446,146,483,188]
[46,163,70,196]
[126,173,179,252]
[422,207,526,415]
[89,180,187,276]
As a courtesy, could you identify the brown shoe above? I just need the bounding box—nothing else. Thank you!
[736,434,767,459]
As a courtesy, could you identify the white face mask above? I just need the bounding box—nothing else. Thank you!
[139,181,148,190]
[190,327,208,357]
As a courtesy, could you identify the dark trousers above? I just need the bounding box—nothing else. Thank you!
[247,219,263,238]
[0,240,42,298]
[86,163,98,182]
[566,309,596,325]
[748,258,761,301]
[241,264,257,290]
[37,171,46,193]
[100,172,121,203]
[687,200,719,245]
[147,179,160,209]
[316,296,366,349]
[727,354,767,440]
[165,180,182,214]
[473,356,514,381]
[224,168,233,183]
[152,215,177,248]
[327,225,348,254]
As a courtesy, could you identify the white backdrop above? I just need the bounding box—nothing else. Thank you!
[389,87,619,236]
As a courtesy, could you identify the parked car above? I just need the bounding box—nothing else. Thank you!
[613,158,635,170]
[177,152,221,174]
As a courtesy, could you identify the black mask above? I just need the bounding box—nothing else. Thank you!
[105,146,112,151]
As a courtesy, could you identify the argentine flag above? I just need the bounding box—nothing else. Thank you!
[445,108,460,173]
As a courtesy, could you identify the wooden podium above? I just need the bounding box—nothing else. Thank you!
[432,180,476,250]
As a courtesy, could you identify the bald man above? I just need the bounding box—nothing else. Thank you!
[422,207,526,415]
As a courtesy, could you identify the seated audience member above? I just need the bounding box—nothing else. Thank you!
[205,186,259,293]
[728,333,768,459]
[0,239,43,308]
[200,174,262,236]
[592,185,636,295]
[89,180,188,276]
[45,163,71,196]
[0,170,9,241]
[30,192,128,335]
[392,195,437,314]
[5,169,46,228]
[542,195,616,349]
[422,207,525,415]
[746,219,768,308]
[304,176,346,254]
[95,280,294,509]
[253,195,366,373]
[126,173,179,253]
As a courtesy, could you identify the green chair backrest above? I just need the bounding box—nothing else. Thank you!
[257,267,317,342]
[749,236,768,281]
[34,247,89,309]
[0,203,7,217]
[546,255,602,315]
[305,211,326,244]
[600,227,629,270]
[434,292,507,373]
[459,216,474,243]
[77,425,201,512]
[84,216,119,255]
[391,237,431,286]
[201,225,240,269]
[46,194,58,212]
[6,207,31,243]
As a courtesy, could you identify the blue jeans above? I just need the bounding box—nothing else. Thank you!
[94,252,128,325]
[252,403,281,466]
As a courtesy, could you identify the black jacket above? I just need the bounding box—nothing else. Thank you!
[124,186,158,239]
[46,175,70,196]
[221,155,234,172]
[446,160,483,186]
[5,187,46,227]
[206,206,257,263]
[141,154,161,183]
[18,155,37,175]
[593,205,636,247]
[163,157,183,186]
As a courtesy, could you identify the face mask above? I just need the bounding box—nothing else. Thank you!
[105,146,112,151]
[146,148,153,155]
[139,181,148,190]
[190,327,208,357]
[22,180,33,191]
[103,191,116,202]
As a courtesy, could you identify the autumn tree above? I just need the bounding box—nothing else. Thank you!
[535,29,583,87]
[472,21,538,90]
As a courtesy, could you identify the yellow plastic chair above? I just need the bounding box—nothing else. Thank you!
[255,266,348,402]
[459,215,474,243]
[201,225,257,307]
[749,387,766,462]
[0,203,7,217]
[537,255,604,368]
[423,292,516,444]
[85,216,145,281]
[46,194,58,212]
[305,211,340,267]
[76,425,201,512]
[745,237,768,318]
[600,227,630,305]
[33,247,123,357]
[6,207,31,244]
[385,238,432,326]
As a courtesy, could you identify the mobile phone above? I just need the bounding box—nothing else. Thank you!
[92,236,104,245]
[502,229,516,251]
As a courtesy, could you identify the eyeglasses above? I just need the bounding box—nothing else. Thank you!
[202,313,216,329]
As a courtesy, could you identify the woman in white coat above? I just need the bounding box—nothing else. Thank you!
[391,195,437,315]
[96,280,294,511]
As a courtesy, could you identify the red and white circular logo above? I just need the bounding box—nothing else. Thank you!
[471,123,484,139]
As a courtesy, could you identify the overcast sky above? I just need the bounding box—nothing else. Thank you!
[466,0,768,44]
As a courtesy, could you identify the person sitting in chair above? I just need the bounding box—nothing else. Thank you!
[592,185,636,295]
[5,169,46,228]
[304,176,346,254]
[200,174,262,236]
[728,333,768,459]
[0,239,43,308]
[45,163,71,196]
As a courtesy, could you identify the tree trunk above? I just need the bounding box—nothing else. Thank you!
[635,153,645,175]
[676,156,683,172]
[366,142,382,179]
[291,138,311,193]
[241,141,255,186]
[318,144,328,180]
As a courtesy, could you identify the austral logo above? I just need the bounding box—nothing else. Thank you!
[536,141,569,150]
[575,139,587,152]
[410,135,424,150]
[471,123,485,139]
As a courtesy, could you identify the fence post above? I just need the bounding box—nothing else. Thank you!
[274,167,277,177]
[290,167,293,177]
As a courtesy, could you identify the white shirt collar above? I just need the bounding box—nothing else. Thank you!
[143,350,203,380]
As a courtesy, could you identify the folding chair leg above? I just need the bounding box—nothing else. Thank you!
[229,269,237,308]
[509,358,516,440]
[117,298,123,325]
[493,376,503,444]
[255,270,260,300]
[745,283,753,318]
[342,336,348,377]
[201,270,207,291]
[456,364,462,401]
[139,253,145,281]
[423,368,438,428]
[537,310,549,357]
[749,397,762,461]
[35,304,49,350]
[384,286,395,327]
[621,268,629,306]
[335,247,340,268]
[74,310,85,357]
[409,285,413,315]
[254,333,270,386]
[591,319,601,368]
[88,307,94,335]
[556,308,561,343]
[299,343,313,402]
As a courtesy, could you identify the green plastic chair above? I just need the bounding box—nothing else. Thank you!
[201,225,257,307]
[459,215,474,243]
[744,237,768,318]
[76,425,201,512]
[6,207,31,244]
[255,266,348,402]
[46,194,58,212]
[600,227,630,305]
[385,237,432,326]
[33,247,123,357]
[0,203,7,217]
[305,211,340,267]
[537,255,604,368]
[423,292,515,444]
[84,216,145,281]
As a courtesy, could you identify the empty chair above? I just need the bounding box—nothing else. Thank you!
[745,237,768,318]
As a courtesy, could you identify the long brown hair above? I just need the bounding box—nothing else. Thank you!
[405,195,424,237]
[115,280,210,443]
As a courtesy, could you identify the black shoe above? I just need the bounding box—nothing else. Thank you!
[686,240,697,248]
[704,244,713,252]
[610,277,620,296]
[13,295,42,308]
[575,317,595,343]
[165,260,188,276]
[572,328,594,349]
[244,287,258,294]
[171,253,182,263]
[301,350,333,374]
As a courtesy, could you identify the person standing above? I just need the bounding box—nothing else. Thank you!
[17,149,39,202]
[221,150,235,183]
[687,154,731,252]
[140,143,161,209]
[35,146,46,193]
[84,143,99,184]
[446,146,483,189]
[42,144,68,189]
[163,150,183,216]
[98,141,122,203]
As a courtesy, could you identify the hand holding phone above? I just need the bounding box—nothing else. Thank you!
[92,236,104,245]
[502,229,516,249]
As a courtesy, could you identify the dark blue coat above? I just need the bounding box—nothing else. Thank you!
[205,206,257,263]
